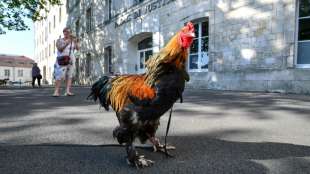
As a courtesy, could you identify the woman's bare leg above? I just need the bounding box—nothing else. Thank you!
[53,80,61,95]
[66,78,73,94]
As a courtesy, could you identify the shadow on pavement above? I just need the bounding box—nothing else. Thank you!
[1,88,310,173]
[181,90,310,120]
[0,87,95,119]
[1,135,310,174]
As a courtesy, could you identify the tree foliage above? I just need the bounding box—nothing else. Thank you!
[0,0,62,34]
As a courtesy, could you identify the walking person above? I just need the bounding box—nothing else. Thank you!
[53,27,79,97]
[32,63,42,88]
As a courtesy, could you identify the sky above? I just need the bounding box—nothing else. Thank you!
[0,19,35,59]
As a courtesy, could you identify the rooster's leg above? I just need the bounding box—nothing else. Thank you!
[113,126,154,167]
[126,142,154,168]
[149,136,175,156]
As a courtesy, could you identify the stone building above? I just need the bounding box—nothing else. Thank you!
[34,1,68,84]
[66,0,309,93]
[0,54,34,83]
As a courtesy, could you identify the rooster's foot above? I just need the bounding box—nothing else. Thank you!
[127,155,154,168]
[154,145,175,157]
[149,137,175,157]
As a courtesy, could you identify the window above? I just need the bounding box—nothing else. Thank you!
[59,7,62,23]
[75,19,80,37]
[4,69,10,77]
[43,66,46,79]
[53,40,56,54]
[104,0,112,22]
[45,47,48,59]
[75,58,80,78]
[108,0,112,20]
[86,53,92,77]
[137,37,153,73]
[49,44,51,57]
[53,15,56,28]
[188,20,209,71]
[42,31,44,43]
[86,7,92,32]
[75,0,80,5]
[105,46,113,74]
[297,0,310,67]
[45,26,48,41]
[18,70,23,77]
[66,0,70,12]
[134,0,144,5]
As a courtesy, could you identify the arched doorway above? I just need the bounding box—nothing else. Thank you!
[43,66,47,83]
[127,32,154,74]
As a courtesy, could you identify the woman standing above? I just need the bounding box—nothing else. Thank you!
[31,63,42,88]
[53,27,79,97]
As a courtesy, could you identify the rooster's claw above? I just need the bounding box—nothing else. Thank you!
[127,155,154,168]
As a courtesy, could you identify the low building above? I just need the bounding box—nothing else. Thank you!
[0,54,34,83]
[66,0,309,93]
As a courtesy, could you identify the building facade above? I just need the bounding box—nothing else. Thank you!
[0,54,34,83]
[34,0,68,84]
[66,0,309,93]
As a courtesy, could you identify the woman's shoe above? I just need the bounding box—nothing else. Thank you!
[52,93,60,97]
[64,92,75,96]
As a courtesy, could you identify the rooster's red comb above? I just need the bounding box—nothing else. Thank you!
[182,22,194,33]
[186,22,194,32]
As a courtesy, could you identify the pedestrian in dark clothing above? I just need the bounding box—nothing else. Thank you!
[32,63,42,88]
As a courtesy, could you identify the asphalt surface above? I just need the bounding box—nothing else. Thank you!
[1,87,310,174]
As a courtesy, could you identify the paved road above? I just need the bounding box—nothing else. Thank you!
[1,87,310,174]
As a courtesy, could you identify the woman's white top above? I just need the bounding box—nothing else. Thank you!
[57,38,76,60]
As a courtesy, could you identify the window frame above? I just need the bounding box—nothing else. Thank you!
[86,53,92,77]
[104,46,113,74]
[75,19,80,37]
[53,40,56,54]
[86,7,93,33]
[18,69,23,77]
[137,48,153,73]
[296,0,310,68]
[59,7,62,23]
[137,36,153,73]
[53,15,56,28]
[49,44,51,57]
[108,0,112,20]
[188,20,209,72]
[4,69,10,77]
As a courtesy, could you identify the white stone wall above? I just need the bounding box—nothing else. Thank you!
[65,0,310,93]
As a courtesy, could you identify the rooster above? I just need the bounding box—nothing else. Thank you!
[88,22,195,168]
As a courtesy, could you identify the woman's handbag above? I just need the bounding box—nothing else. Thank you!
[57,41,72,66]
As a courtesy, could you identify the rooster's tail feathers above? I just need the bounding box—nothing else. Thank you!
[88,76,111,111]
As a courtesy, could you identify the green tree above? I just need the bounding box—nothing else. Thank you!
[0,0,62,34]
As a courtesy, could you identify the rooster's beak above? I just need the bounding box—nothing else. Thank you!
[189,32,195,38]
